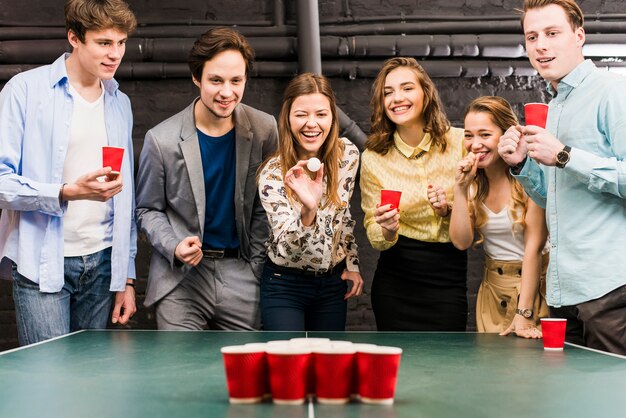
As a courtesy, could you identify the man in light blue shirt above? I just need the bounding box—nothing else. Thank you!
[0,0,138,346]
[498,0,626,354]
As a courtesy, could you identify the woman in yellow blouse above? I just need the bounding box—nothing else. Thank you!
[360,57,467,331]
[258,73,363,331]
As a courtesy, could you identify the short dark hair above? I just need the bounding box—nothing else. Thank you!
[188,27,255,81]
[65,0,137,43]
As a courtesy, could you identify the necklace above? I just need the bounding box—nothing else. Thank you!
[392,142,426,160]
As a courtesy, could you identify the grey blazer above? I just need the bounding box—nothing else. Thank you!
[136,100,278,307]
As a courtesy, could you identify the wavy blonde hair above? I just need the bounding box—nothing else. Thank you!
[270,73,343,208]
[366,57,451,155]
[464,97,528,245]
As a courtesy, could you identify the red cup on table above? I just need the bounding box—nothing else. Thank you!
[221,345,267,404]
[313,345,356,404]
[541,318,567,351]
[266,345,312,405]
[243,343,272,399]
[102,146,124,175]
[290,338,331,398]
[380,189,402,211]
[356,345,403,405]
[524,103,549,128]
[350,343,378,399]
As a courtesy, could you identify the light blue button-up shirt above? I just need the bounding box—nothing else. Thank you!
[515,60,626,307]
[0,54,137,293]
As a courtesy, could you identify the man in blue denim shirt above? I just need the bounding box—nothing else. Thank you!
[498,0,626,354]
[0,0,138,346]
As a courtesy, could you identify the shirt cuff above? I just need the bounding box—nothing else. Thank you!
[38,182,67,216]
[126,257,137,280]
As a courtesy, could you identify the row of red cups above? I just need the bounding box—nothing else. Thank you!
[221,338,402,405]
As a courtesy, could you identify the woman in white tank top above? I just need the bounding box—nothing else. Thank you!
[449,96,549,338]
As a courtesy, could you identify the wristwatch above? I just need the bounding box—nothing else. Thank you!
[555,145,571,168]
[515,308,534,319]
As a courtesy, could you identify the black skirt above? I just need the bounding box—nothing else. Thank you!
[371,235,468,331]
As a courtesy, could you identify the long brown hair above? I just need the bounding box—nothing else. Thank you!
[464,96,528,245]
[274,73,343,208]
[366,57,451,155]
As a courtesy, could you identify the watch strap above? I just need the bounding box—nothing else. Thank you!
[556,145,571,168]
[515,308,534,318]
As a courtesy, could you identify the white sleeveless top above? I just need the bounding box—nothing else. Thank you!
[479,204,526,261]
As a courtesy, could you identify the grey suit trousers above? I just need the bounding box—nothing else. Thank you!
[156,257,260,330]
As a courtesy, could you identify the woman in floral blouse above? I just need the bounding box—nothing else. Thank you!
[257,73,363,331]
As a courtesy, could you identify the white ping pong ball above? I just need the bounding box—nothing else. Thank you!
[307,157,321,172]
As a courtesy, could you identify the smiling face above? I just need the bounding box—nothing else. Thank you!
[523,4,585,90]
[193,49,247,122]
[383,66,425,128]
[463,111,506,169]
[289,93,333,159]
[68,27,128,82]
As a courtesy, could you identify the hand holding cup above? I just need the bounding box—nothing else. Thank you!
[375,189,402,241]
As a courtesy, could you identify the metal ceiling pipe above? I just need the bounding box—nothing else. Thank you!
[296,0,367,149]
[4,59,625,82]
[296,0,322,74]
[4,19,626,42]
[5,33,625,66]
[274,0,286,27]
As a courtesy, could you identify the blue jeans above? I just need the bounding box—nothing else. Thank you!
[260,262,348,331]
[12,247,114,346]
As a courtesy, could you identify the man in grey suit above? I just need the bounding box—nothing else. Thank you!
[136,27,278,330]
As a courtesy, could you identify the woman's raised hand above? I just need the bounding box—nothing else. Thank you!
[284,160,324,210]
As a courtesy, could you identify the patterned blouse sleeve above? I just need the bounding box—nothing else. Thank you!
[258,158,328,265]
[339,142,360,272]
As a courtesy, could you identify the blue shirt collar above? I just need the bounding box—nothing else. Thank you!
[50,53,119,95]
[546,59,595,98]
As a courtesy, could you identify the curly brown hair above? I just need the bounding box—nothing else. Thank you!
[366,57,451,155]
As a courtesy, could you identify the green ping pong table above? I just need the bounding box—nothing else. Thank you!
[1,330,624,418]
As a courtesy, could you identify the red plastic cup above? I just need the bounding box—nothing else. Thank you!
[380,189,402,211]
[356,345,402,405]
[243,343,271,399]
[541,318,567,351]
[350,343,378,399]
[221,345,267,404]
[102,146,125,174]
[289,338,331,398]
[314,345,356,404]
[266,345,312,404]
[524,103,549,128]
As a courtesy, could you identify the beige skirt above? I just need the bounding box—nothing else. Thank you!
[476,254,550,333]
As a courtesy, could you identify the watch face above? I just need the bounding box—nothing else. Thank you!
[556,146,571,168]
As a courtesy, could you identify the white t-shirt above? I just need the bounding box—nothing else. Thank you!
[62,83,113,256]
